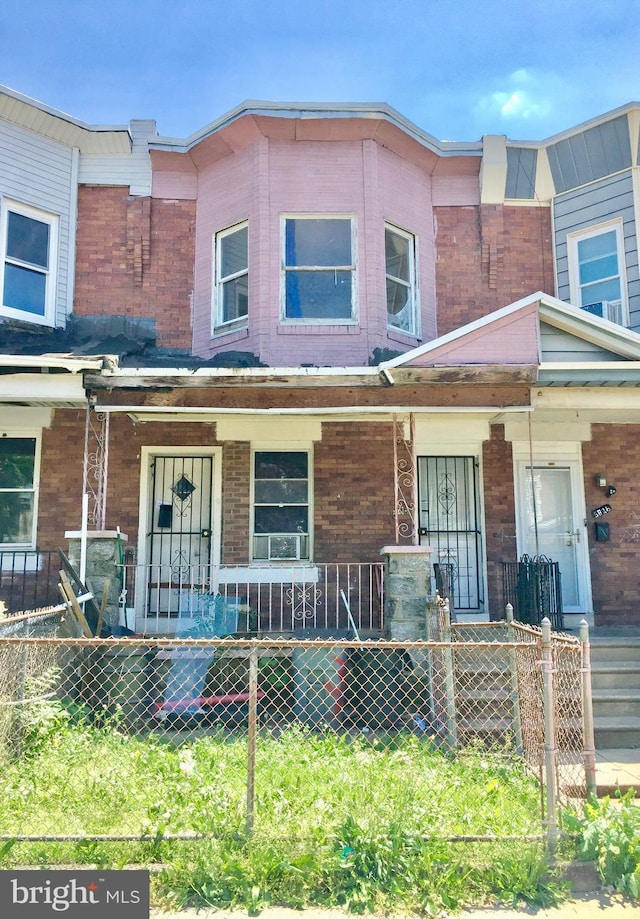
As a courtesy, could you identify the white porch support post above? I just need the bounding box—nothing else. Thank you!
[65,530,128,631]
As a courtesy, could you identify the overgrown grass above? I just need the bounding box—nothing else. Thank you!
[0,692,564,913]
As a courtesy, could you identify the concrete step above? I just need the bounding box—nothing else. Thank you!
[591,663,640,690]
[592,689,640,718]
[589,638,640,664]
[594,715,640,749]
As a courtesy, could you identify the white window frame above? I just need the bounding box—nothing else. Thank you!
[280,214,358,324]
[567,219,628,325]
[0,431,41,550]
[250,446,313,563]
[385,222,420,336]
[0,199,58,326]
[212,220,249,333]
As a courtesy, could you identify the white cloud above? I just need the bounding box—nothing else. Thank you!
[474,69,556,128]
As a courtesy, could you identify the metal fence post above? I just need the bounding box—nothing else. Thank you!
[541,617,558,848]
[246,641,259,836]
[442,599,458,749]
[579,619,597,798]
[505,604,524,755]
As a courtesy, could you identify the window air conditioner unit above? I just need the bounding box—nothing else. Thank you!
[253,534,309,561]
[581,299,624,325]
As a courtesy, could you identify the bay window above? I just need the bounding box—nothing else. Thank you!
[282,216,356,322]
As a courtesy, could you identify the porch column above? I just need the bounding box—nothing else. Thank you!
[65,530,127,631]
[380,545,433,641]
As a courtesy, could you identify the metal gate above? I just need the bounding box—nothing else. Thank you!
[418,456,483,613]
[146,455,214,617]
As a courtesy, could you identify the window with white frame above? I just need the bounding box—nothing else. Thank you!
[0,436,38,547]
[1,200,57,323]
[213,221,248,329]
[385,224,418,335]
[282,216,356,322]
[252,451,310,561]
[568,222,627,324]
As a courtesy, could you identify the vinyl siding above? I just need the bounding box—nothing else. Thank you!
[539,322,624,362]
[553,170,640,331]
[0,117,76,326]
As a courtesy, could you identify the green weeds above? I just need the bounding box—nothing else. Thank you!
[564,791,640,899]
[0,701,562,912]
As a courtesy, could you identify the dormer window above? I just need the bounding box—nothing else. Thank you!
[385,224,419,336]
[213,221,248,330]
[1,200,57,325]
[281,216,356,322]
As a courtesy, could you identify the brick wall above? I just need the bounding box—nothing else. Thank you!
[434,204,554,335]
[582,424,640,626]
[74,187,195,349]
[38,411,86,547]
[314,422,397,561]
[482,425,517,617]
[221,441,251,564]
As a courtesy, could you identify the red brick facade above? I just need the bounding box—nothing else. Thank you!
[74,187,195,349]
[582,424,640,625]
[481,426,517,617]
[434,205,555,335]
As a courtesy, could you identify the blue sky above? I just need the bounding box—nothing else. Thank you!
[2,0,640,142]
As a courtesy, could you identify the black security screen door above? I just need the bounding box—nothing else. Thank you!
[147,455,213,616]
[418,455,483,612]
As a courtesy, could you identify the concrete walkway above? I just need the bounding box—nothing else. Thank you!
[596,747,640,795]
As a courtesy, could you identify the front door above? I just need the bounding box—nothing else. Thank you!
[144,453,215,623]
[515,460,591,613]
[418,455,484,613]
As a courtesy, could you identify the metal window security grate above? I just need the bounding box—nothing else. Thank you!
[418,456,483,611]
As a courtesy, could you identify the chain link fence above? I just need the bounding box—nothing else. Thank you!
[0,604,594,848]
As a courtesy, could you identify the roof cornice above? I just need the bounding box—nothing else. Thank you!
[148,100,483,157]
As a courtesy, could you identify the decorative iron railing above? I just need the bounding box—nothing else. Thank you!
[501,555,563,630]
[0,551,60,615]
[119,562,385,636]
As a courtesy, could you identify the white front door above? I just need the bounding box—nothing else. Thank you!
[137,447,222,632]
[515,458,591,614]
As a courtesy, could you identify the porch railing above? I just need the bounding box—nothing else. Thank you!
[120,562,385,635]
[0,551,60,615]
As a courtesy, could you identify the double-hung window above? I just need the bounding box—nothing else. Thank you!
[385,224,418,335]
[568,221,627,325]
[0,436,38,547]
[252,451,310,561]
[282,216,356,322]
[213,221,248,329]
[1,200,57,324]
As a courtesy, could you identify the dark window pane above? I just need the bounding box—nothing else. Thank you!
[7,211,49,268]
[255,480,308,503]
[0,493,34,544]
[255,452,308,479]
[220,226,248,278]
[254,506,308,534]
[285,219,351,266]
[285,270,352,319]
[3,263,47,315]
[221,276,248,322]
[0,438,36,488]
